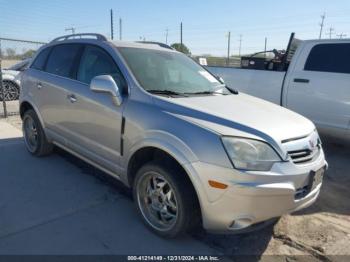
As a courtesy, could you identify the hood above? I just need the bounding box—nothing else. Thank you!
[155,93,315,144]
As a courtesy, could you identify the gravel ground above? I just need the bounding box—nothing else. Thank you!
[1,60,21,69]
[2,115,350,259]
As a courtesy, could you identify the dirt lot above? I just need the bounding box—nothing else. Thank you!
[1,60,20,69]
[2,115,350,259]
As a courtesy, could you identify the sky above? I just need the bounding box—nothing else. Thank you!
[0,0,350,56]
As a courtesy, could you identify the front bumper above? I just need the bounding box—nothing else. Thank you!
[183,148,327,233]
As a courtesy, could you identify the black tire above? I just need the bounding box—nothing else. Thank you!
[22,109,53,156]
[133,161,198,238]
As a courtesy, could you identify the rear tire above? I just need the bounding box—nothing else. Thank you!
[22,109,53,156]
[133,161,198,238]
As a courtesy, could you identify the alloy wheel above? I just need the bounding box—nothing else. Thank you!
[23,115,39,153]
[1,81,19,101]
[137,172,178,231]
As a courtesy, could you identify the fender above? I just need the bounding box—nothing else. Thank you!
[126,129,198,166]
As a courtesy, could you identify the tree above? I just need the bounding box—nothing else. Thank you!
[170,43,191,55]
[21,49,36,59]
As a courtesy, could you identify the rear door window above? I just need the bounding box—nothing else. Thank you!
[45,44,82,78]
[304,43,350,74]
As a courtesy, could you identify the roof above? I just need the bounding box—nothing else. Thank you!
[110,41,175,51]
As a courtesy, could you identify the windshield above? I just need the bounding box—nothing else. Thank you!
[118,47,230,95]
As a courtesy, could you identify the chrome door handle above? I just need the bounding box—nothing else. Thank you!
[67,94,77,103]
[37,82,43,89]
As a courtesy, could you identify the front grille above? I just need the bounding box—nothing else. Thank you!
[288,145,321,164]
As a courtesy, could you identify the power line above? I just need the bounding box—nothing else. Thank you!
[65,27,76,34]
[319,13,326,39]
[337,33,347,39]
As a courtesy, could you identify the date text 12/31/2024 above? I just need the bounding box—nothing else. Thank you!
[127,256,220,261]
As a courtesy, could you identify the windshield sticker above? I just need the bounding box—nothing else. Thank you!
[199,71,217,83]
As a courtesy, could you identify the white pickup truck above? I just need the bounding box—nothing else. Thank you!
[208,39,350,141]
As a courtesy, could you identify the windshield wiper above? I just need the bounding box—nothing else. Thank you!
[185,85,239,96]
[226,86,239,94]
[185,91,220,95]
[147,89,188,97]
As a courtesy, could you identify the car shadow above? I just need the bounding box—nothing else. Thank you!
[55,147,133,199]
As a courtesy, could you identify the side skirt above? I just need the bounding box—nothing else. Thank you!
[52,141,127,185]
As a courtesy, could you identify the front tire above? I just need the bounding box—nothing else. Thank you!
[22,109,53,156]
[133,161,197,238]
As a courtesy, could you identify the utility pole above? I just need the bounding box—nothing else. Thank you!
[65,27,76,35]
[165,28,169,44]
[319,13,326,39]
[110,9,114,40]
[337,33,347,39]
[326,27,335,39]
[180,22,183,52]
[264,37,267,59]
[238,34,242,57]
[226,31,231,66]
[119,18,122,40]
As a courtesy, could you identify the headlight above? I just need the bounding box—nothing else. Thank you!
[221,137,281,171]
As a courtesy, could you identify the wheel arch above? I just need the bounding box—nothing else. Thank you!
[126,146,203,224]
[19,100,45,129]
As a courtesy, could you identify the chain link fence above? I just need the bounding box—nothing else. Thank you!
[0,37,46,117]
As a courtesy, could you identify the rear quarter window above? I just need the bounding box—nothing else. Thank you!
[31,47,51,71]
[304,43,350,74]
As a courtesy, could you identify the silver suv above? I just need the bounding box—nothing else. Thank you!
[20,34,327,237]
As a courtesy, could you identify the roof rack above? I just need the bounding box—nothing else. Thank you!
[135,41,173,50]
[50,33,107,43]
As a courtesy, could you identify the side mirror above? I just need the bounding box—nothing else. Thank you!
[90,75,123,106]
